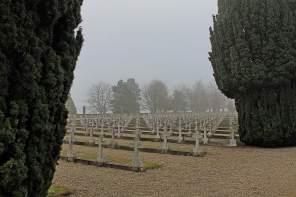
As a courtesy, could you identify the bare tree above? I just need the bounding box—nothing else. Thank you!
[226,99,236,112]
[207,82,227,112]
[142,80,170,113]
[188,81,209,112]
[88,82,112,114]
[172,85,189,112]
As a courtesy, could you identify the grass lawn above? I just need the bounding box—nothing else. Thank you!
[61,144,162,170]
[48,185,73,197]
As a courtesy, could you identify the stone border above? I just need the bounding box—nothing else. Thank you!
[59,156,145,172]
[63,140,207,157]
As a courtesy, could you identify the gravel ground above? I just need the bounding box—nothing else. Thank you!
[53,146,296,197]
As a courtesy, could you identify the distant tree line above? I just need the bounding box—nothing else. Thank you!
[87,78,235,114]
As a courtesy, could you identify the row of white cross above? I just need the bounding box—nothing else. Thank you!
[65,112,238,169]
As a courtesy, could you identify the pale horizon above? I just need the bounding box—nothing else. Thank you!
[72,0,218,110]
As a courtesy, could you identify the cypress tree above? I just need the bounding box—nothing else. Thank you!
[209,0,296,147]
[0,1,83,196]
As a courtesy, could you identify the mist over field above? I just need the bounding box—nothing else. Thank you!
[72,0,218,110]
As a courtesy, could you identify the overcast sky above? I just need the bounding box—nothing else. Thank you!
[72,0,218,109]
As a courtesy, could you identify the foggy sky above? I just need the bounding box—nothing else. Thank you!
[72,0,218,110]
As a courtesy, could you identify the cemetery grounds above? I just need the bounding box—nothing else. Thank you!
[51,113,296,197]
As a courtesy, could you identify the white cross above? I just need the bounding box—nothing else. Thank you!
[132,117,143,169]
[161,123,169,153]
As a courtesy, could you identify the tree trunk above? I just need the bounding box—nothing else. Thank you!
[236,83,296,147]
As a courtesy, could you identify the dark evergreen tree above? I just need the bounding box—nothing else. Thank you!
[0,1,83,196]
[111,79,141,113]
[209,0,296,147]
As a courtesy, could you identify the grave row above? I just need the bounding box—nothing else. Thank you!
[64,112,238,170]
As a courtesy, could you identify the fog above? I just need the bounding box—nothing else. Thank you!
[72,0,218,110]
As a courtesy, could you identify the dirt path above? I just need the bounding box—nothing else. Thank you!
[53,146,296,197]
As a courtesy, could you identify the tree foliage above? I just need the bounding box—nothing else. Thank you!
[111,79,141,113]
[140,80,228,113]
[210,0,296,147]
[0,0,83,196]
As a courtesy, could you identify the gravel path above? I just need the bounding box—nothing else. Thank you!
[53,146,296,197]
